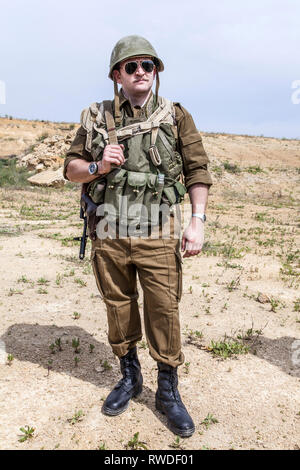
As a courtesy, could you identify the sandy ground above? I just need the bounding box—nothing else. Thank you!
[0,126,299,450]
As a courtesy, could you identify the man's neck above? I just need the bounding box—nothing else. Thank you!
[122,88,152,108]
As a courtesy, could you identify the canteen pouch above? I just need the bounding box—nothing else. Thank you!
[103,168,127,222]
[120,171,148,226]
[141,173,165,226]
[87,177,106,204]
[174,181,187,202]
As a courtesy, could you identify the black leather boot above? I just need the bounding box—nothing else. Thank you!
[155,362,195,437]
[102,347,143,416]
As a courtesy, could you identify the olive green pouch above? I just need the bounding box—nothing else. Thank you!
[88,177,106,204]
[174,181,187,202]
[162,186,177,206]
[120,171,148,226]
[104,168,127,221]
[141,174,165,225]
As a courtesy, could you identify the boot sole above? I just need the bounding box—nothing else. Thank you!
[155,401,195,438]
[102,388,142,416]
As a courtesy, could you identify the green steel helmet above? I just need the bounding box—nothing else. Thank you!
[109,35,164,79]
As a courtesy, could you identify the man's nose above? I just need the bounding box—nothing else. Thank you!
[135,63,145,75]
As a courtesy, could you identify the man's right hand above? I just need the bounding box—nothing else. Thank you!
[99,144,125,174]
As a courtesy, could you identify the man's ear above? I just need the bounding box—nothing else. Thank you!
[112,69,122,85]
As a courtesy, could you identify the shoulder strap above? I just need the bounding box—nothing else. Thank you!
[102,100,118,145]
[80,102,105,153]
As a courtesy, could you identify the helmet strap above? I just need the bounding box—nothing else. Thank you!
[155,71,160,106]
[113,79,121,127]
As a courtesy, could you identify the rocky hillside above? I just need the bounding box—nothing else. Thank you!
[0,116,75,159]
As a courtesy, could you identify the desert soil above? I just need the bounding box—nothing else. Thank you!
[0,121,299,450]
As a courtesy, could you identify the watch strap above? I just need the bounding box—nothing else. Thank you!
[192,213,206,222]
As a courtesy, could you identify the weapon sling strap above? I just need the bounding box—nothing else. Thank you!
[103,100,118,145]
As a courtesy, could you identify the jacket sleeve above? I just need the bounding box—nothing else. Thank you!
[174,103,213,189]
[63,126,93,180]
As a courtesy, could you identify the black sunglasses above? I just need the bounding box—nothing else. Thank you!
[123,60,155,75]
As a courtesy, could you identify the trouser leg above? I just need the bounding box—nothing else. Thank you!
[91,238,142,357]
[133,236,184,368]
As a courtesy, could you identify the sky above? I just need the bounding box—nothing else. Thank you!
[0,0,299,138]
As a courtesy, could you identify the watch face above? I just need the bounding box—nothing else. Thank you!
[203,214,207,222]
[88,162,98,175]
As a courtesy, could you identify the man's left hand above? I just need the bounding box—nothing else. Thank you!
[181,218,204,258]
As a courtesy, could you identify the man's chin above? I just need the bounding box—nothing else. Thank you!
[131,85,152,95]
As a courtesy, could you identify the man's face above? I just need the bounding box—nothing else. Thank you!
[113,56,156,97]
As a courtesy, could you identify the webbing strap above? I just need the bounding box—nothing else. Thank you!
[103,100,118,145]
[113,80,122,127]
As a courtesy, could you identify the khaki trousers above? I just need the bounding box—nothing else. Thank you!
[91,221,184,368]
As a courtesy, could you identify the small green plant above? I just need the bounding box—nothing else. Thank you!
[37,277,50,285]
[223,161,241,173]
[126,432,148,450]
[47,359,53,376]
[55,274,63,286]
[169,436,184,449]
[55,338,62,351]
[246,165,264,174]
[73,311,81,320]
[37,287,48,294]
[74,278,87,287]
[270,297,279,312]
[67,410,84,425]
[254,212,267,222]
[237,328,262,341]
[101,360,112,371]
[18,425,35,442]
[72,338,80,354]
[74,356,80,367]
[294,299,300,312]
[226,274,241,292]
[201,413,219,429]
[208,338,249,359]
[49,343,56,354]
[184,362,190,374]
[89,344,95,353]
[7,354,14,365]
[98,441,107,450]
[187,329,203,341]
[17,275,33,285]
[138,340,148,349]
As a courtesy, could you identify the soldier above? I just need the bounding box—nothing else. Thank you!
[64,35,212,437]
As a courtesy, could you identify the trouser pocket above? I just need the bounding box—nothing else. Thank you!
[91,249,105,298]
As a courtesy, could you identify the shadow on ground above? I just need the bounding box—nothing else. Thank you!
[184,333,300,377]
[1,323,170,430]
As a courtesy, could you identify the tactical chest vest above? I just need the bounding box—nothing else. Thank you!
[81,96,186,227]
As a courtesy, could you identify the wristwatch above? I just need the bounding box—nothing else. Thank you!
[192,213,206,222]
[88,162,98,175]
